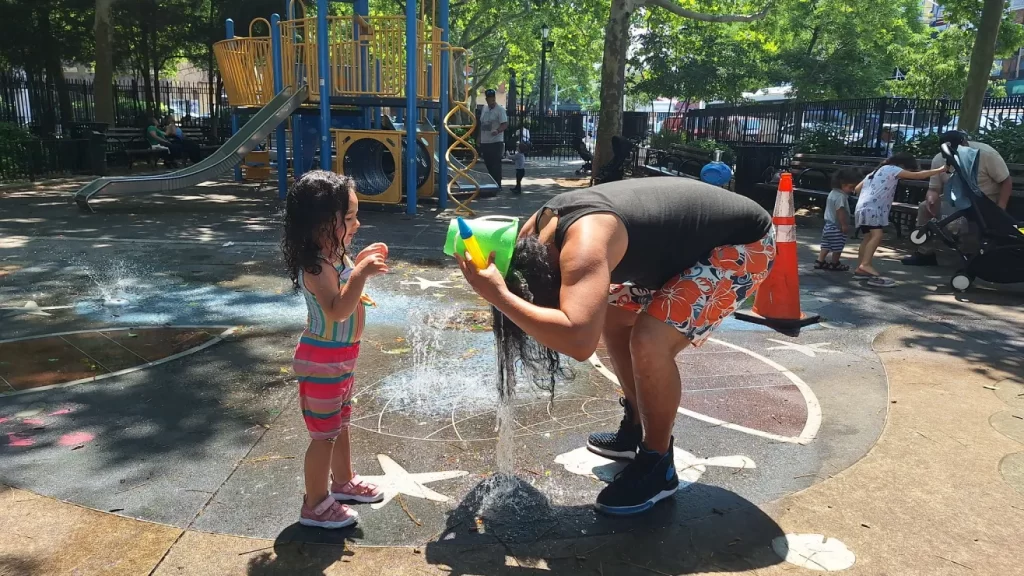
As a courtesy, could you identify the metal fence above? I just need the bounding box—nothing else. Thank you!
[683,96,1024,154]
[0,71,226,135]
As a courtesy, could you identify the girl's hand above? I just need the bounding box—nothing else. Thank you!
[455,251,506,303]
[356,243,389,265]
[354,253,389,279]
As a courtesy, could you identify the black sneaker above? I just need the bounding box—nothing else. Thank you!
[587,398,641,460]
[595,438,679,516]
[901,252,937,266]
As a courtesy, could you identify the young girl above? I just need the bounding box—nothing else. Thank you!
[283,170,389,528]
[854,153,946,287]
[815,168,860,272]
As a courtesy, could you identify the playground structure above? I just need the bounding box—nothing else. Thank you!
[75,0,494,214]
[213,0,494,214]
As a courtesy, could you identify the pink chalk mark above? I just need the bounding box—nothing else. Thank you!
[58,431,95,446]
[22,418,44,426]
[0,417,8,424]
[49,408,73,416]
[7,433,34,447]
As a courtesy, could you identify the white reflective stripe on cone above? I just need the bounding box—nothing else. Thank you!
[775,223,796,243]
[773,191,795,218]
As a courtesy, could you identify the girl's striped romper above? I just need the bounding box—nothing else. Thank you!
[293,259,367,440]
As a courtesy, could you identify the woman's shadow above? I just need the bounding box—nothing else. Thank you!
[425,474,787,575]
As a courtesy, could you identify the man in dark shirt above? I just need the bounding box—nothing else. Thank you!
[457,177,775,516]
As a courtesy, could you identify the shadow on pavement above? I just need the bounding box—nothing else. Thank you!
[424,476,785,575]
[245,524,361,576]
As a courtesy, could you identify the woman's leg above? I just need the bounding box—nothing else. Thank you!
[304,439,334,507]
[602,304,639,409]
[629,314,691,454]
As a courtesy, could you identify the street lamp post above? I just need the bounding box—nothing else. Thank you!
[538,24,554,115]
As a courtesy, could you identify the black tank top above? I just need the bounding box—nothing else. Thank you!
[537,177,772,288]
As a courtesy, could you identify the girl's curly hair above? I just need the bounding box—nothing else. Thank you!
[493,235,573,401]
[282,170,356,290]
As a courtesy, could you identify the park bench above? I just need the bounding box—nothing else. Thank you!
[178,126,223,156]
[759,153,1024,237]
[104,127,167,169]
[643,145,713,180]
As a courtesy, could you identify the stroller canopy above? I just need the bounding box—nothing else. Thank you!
[947,146,980,210]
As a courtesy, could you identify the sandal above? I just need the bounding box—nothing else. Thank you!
[331,475,384,504]
[827,262,850,272]
[814,260,828,270]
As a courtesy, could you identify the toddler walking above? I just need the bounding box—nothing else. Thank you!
[815,168,861,272]
[854,153,947,287]
[283,170,389,528]
[510,142,527,194]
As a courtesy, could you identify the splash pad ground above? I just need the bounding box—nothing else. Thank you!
[3,176,969,574]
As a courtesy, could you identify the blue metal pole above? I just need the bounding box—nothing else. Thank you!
[227,19,242,182]
[405,0,418,214]
[317,0,332,171]
[271,14,288,199]
[355,0,370,129]
[438,0,450,210]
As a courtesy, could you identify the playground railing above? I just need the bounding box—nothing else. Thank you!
[277,15,442,101]
[214,35,274,108]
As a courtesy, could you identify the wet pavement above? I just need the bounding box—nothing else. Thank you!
[2,173,1021,571]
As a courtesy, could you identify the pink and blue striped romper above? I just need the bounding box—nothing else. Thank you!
[293,258,367,440]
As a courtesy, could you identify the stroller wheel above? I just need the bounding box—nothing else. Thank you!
[910,228,930,246]
[950,270,974,292]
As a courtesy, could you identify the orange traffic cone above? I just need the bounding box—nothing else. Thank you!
[735,172,820,331]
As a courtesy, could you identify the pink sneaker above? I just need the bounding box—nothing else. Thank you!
[331,475,384,503]
[299,495,358,529]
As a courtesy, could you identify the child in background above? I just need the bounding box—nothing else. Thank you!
[282,170,389,529]
[510,142,527,194]
[854,153,947,287]
[815,168,861,272]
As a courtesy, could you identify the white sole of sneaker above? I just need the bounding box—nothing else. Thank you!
[298,514,358,529]
[586,442,636,461]
[594,486,679,516]
[331,492,384,504]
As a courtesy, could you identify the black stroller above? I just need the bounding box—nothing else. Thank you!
[911,142,1024,291]
[594,135,632,184]
[572,136,593,176]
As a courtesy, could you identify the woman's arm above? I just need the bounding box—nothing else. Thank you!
[459,215,623,361]
[898,166,947,180]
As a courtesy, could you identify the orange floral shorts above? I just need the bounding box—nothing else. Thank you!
[608,230,775,346]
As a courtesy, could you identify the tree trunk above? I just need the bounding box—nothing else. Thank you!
[94,0,116,126]
[959,0,1003,132]
[594,0,632,171]
[37,11,74,132]
[140,22,154,116]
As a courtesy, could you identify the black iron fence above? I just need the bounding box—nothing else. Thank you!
[0,71,226,136]
[682,96,1024,153]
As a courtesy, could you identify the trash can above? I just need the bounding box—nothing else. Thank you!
[87,126,109,176]
[732,144,787,210]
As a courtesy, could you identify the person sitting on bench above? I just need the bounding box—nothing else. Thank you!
[146,116,181,169]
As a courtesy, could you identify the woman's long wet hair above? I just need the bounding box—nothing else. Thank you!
[493,235,573,401]
[282,170,355,290]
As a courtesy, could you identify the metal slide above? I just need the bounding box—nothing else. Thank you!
[74,85,309,212]
[386,117,499,197]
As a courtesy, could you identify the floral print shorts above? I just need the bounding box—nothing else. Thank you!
[607,230,776,346]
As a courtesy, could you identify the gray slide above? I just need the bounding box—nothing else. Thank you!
[74,85,309,212]
[387,117,499,197]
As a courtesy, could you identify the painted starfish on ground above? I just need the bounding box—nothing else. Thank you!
[0,301,73,318]
[360,454,468,510]
[400,277,454,291]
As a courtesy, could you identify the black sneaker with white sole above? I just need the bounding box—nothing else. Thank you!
[595,438,679,515]
[587,398,641,460]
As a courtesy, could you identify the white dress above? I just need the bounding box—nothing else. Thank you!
[855,164,902,228]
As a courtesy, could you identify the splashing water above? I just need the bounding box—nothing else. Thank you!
[67,257,154,309]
